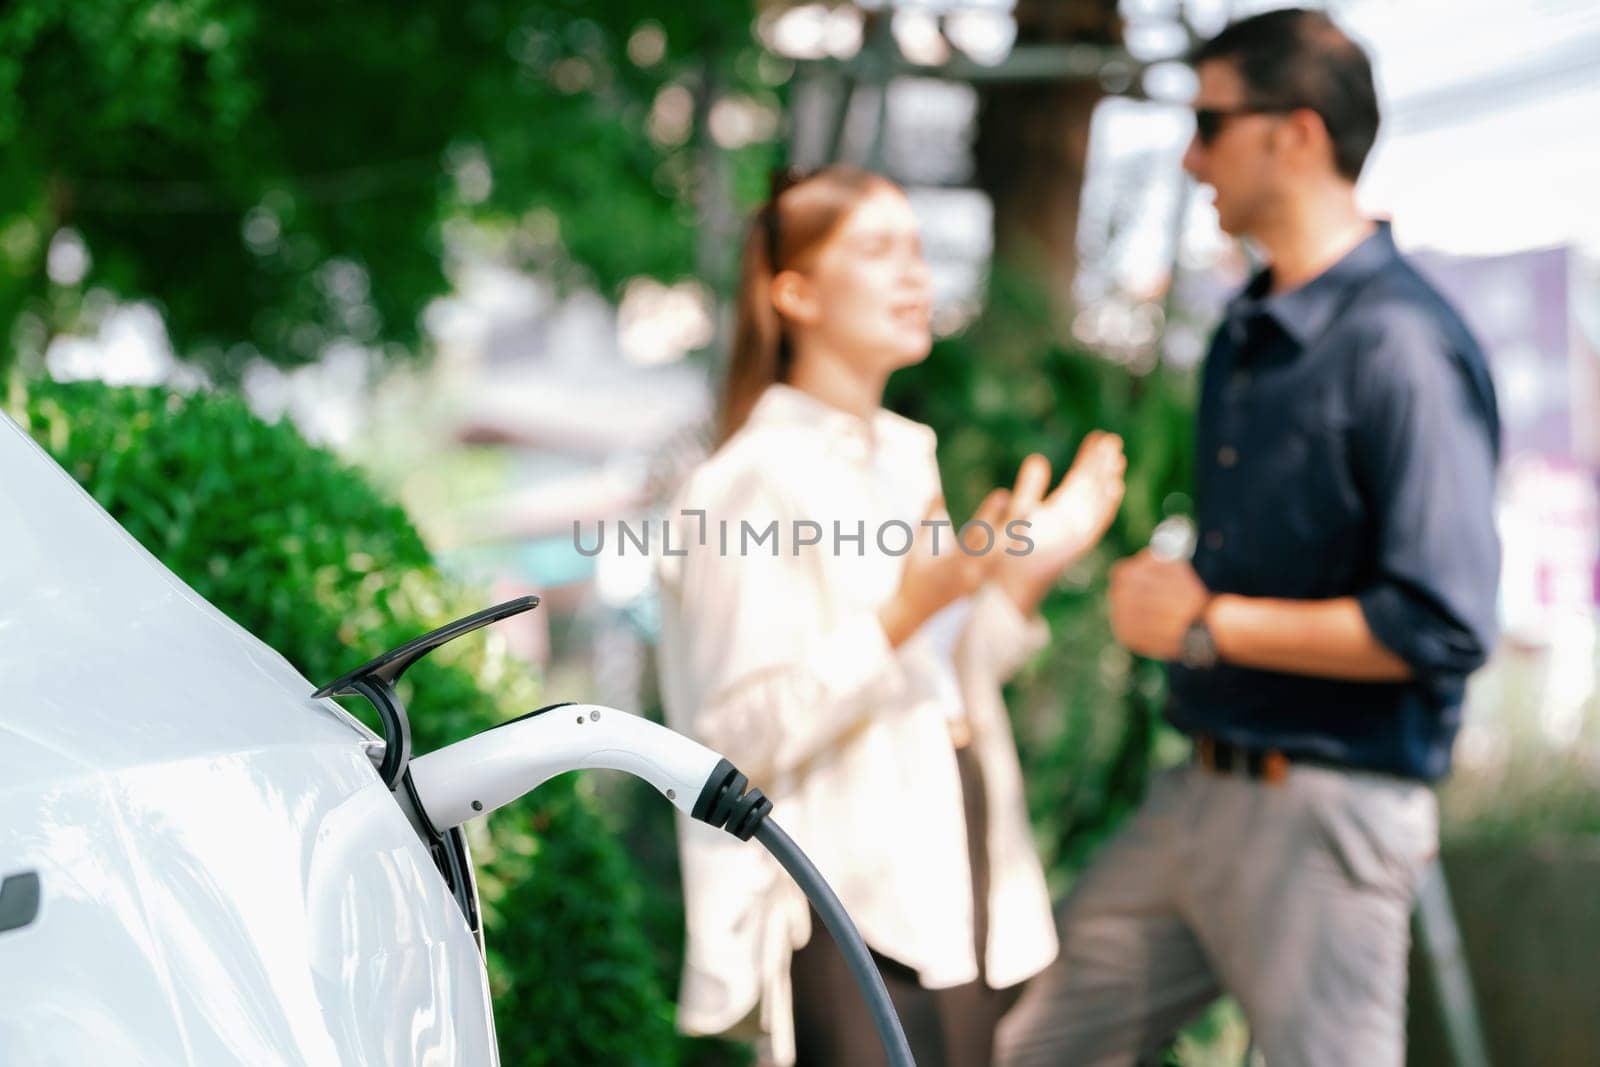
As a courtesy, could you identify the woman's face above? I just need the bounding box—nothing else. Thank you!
[778,185,935,373]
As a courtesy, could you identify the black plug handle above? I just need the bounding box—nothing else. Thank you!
[313,595,540,788]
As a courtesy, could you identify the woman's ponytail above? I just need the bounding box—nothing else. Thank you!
[718,208,788,445]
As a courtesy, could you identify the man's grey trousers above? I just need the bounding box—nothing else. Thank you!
[996,760,1437,1067]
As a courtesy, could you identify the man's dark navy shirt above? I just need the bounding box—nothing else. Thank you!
[1168,221,1501,781]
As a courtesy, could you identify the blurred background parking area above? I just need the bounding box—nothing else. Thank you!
[5,1,1598,1063]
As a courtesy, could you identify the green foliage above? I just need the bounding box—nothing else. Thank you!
[1439,750,1600,846]
[1,0,778,379]
[4,376,680,1065]
[1434,650,1600,845]
[885,281,1199,889]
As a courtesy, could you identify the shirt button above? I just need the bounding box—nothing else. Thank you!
[1217,445,1239,468]
[1205,530,1225,551]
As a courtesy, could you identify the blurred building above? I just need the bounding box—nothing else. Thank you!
[1410,245,1600,757]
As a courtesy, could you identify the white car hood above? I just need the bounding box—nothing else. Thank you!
[0,409,374,784]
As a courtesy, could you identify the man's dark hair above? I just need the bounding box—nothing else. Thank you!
[1192,8,1380,182]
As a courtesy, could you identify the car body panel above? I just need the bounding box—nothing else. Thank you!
[0,411,498,1064]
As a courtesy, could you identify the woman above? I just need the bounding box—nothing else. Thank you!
[656,165,1125,1067]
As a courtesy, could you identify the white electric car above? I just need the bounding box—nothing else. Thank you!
[0,410,499,1063]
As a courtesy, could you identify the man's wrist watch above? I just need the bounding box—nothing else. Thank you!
[1179,604,1220,670]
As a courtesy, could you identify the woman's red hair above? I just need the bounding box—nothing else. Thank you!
[717,164,896,445]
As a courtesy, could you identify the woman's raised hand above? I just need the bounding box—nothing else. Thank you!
[878,489,1011,648]
[996,432,1127,615]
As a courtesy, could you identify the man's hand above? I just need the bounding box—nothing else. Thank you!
[1108,549,1210,661]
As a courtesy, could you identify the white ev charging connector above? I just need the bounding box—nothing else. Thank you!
[407,703,723,830]
[316,598,915,1067]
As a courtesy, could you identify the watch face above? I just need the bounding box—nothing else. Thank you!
[1182,621,1217,668]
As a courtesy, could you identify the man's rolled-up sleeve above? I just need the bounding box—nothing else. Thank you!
[1351,310,1501,684]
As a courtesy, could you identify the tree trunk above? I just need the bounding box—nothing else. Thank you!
[974,0,1121,340]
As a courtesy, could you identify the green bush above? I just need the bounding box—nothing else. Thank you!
[5,377,679,1066]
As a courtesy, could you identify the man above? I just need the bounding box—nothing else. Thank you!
[996,9,1500,1067]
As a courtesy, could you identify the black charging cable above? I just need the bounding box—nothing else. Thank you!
[694,759,915,1067]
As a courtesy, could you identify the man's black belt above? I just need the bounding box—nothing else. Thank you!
[1192,735,1293,784]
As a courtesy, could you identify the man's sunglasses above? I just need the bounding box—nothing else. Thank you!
[1192,105,1308,146]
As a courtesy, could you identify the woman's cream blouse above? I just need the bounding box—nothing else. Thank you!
[656,384,1058,1066]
